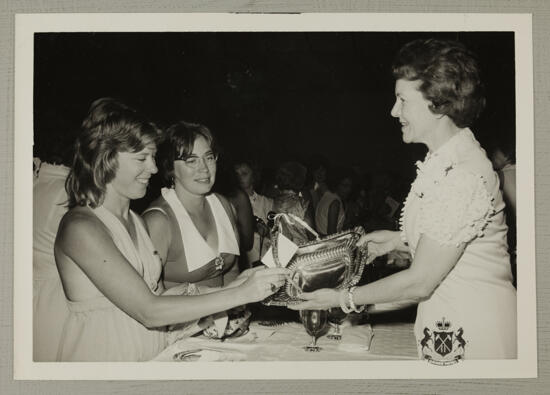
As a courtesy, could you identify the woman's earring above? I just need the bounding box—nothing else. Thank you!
[170,176,175,188]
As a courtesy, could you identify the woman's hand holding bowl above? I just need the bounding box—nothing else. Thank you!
[287,288,340,311]
[358,230,402,263]
[239,266,289,303]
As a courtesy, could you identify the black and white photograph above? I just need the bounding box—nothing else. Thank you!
[14,13,536,380]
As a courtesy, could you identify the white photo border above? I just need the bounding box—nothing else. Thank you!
[14,12,536,380]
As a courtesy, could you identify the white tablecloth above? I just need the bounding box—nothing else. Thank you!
[153,321,418,362]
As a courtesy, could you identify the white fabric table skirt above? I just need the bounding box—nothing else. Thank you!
[153,321,418,362]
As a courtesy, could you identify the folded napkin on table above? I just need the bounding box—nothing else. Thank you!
[152,336,258,361]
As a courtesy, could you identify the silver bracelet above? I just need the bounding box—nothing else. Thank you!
[339,289,353,314]
[347,286,365,313]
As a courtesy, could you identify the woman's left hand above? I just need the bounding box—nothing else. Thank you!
[287,288,340,310]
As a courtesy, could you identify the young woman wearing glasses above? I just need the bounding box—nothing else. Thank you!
[143,121,242,289]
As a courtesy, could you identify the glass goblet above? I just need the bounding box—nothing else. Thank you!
[299,309,328,352]
[327,307,347,340]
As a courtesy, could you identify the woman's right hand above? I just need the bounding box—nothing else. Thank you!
[238,266,289,303]
[227,265,265,289]
[358,230,402,263]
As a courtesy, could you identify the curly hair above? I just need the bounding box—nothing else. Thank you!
[392,38,486,128]
[158,120,216,187]
[275,161,307,192]
[66,98,161,208]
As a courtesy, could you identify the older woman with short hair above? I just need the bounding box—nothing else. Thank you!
[291,39,517,360]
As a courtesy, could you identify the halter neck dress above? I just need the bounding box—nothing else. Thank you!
[57,206,166,361]
[144,188,239,287]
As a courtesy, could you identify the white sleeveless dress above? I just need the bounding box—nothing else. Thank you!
[56,206,167,361]
[400,129,517,359]
[33,163,70,361]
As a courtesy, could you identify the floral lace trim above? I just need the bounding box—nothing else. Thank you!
[399,152,449,246]
[399,151,496,248]
[399,191,412,246]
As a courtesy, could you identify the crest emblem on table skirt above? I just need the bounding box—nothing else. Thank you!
[420,317,466,365]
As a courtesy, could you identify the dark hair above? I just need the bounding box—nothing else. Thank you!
[66,98,161,208]
[213,155,241,198]
[275,161,307,192]
[234,159,254,173]
[34,127,78,167]
[234,158,263,187]
[499,139,515,164]
[158,120,216,187]
[306,154,329,173]
[392,38,486,128]
[326,166,355,192]
[489,138,516,165]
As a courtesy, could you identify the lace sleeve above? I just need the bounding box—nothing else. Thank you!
[417,168,495,246]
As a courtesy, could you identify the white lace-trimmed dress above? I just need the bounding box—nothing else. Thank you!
[57,206,167,361]
[400,129,517,359]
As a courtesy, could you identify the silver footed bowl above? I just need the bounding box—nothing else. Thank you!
[263,227,368,307]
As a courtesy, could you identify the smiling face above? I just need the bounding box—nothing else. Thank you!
[106,143,158,202]
[390,79,440,145]
[174,135,217,197]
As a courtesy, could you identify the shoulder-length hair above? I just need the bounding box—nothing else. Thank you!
[158,120,216,187]
[66,98,161,208]
[392,38,486,128]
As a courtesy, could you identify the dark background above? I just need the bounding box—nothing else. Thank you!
[33,31,516,208]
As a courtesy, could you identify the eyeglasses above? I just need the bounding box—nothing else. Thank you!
[176,152,218,169]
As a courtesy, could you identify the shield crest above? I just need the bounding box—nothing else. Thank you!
[434,331,453,357]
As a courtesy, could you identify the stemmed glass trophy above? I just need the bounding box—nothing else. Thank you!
[327,307,347,340]
[299,309,328,352]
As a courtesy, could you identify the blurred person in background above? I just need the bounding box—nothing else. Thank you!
[271,161,315,241]
[305,154,330,214]
[489,137,516,286]
[315,167,354,236]
[33,123,76,361]
[234,159,273,268]
[211,153,255,270]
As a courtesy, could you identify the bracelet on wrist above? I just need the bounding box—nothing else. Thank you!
[339,289,353,314]
[347,286,365,313]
